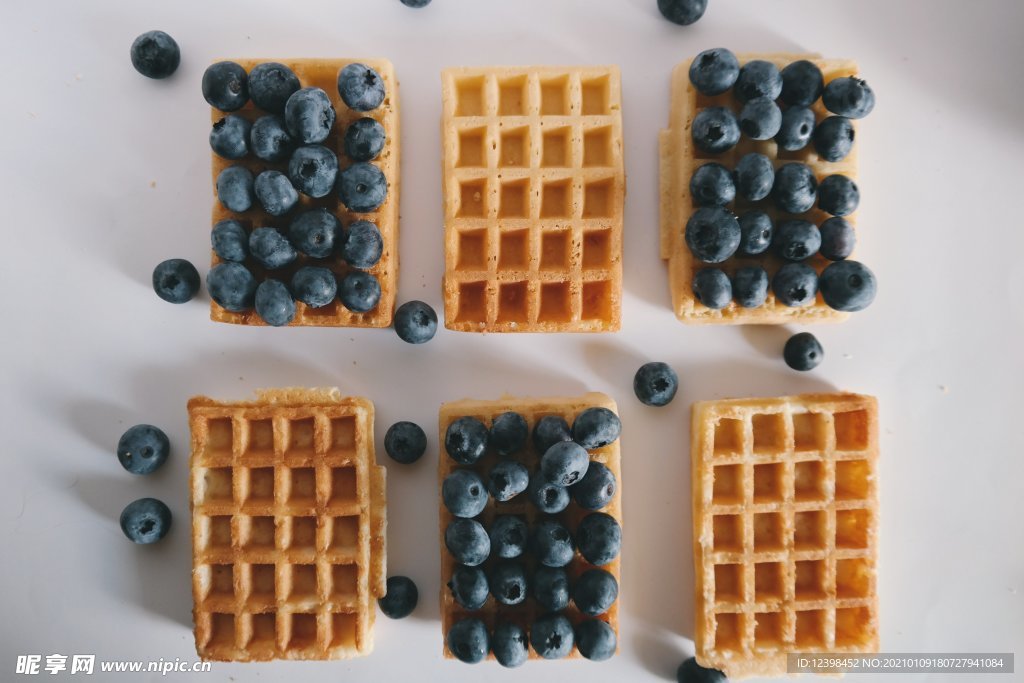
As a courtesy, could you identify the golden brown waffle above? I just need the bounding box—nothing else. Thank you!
[441,67,625,332]
[210,58,399,327]
[660,54,860,324]
[188,388,386,661]
[438,393,622,660]
[691,393,879,679]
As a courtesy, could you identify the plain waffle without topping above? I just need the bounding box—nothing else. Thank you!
[438,393,623,660]
[189,388,386,661]
[441,67,625,332]
[209,58,399,327]
[691,393,879,679]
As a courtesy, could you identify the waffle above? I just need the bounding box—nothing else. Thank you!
[441,66,625,332]
[691,393,879,679]
[438,393,623,659]
[210,58,400,327]
[188,388,386,661]
[660,54,860,324]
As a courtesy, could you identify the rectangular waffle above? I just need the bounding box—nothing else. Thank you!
[691,393,879,679]
[660,54,859,324]
[438,393,623,659]
[188,388,386,661]
[441,66,625,332]
[210,58,399,327]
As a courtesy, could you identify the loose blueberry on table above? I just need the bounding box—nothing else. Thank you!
[130,30,180,79]
[378,576,418,619]
[117,424,170,475]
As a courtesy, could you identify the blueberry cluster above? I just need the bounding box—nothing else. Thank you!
[116,424,173,544]
[443,408,623,665]
[684,48,877,315]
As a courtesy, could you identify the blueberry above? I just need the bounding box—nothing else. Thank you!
[531,520,575,568]
[784,332,824,371]
[734,153,775,202]
[574,568,618,616]
[442,469,489,518]
[737,211,774,256]
[338,271,381,312]
[488,460,530,502]
[533,566,570,611]
[378,576,418,618]
[572,407,622,450]
[633,361,678,408]
[781,60,825,107]
[339,162,388,213]
[209,115,251,159]
[541,441,590,487]
[446,417,488,464]
[685,206,741,263]
[819,217,856,261]
[533,415,572,454]
[692,268,732,310]
[284,87,335,144]
[732,265,769,308]
[489,515,528,558]
[571,461,617,510]
[813,116,855,162]
[773,162,818,214]
[492,622,528,669]
[688,48,740,96]
[248,62,300,114]
[577,512,622,566]
[739,97,782,140]
[384,421,427,464]
[394,300,438,344]
[678,656,727,683]
[129,31,180,79]
[489,561,528,605]
[527,472,570,514]
[117,424,170,475]
[254,170,298,216]
[290,266,337,308]
[202,61,248,112]
[254,279,296,326]
[776,105,816,151]
[445,518,490,566]
[337,63,386,111]
[448,565,489,610]
[690,163,735,207]
[249,227,297,270]
[120,498,172,544]
[206,262,257,312]
[345,117,386,161]
[819,260,877,312]
[576,620,617,661]
[691,107,740,154]
[772,262,819,307]
[775,219,821,261]
[734,60,782,102]
[288,144,339,198]
[447,618,489,664]
[401,0,433,6]
[152,258,199,304]
[288,208,340,258]
[657,0,708,25]
[822,77,876,118]
[530,614,575,660]
[341,220,383,269]
[250,115,293,162]
[818,174,860,216]
[211,220,248,262]
[216,166,254,212]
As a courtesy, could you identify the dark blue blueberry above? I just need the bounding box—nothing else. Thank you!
[338,271,381,312]
[447,618,489,664]
[284,87,335,144]
[254,170,298,216]
[772,262,819,307]
[129,31,180,79]
[288,208,340,258]
[489,561,528,605]
[345,117,386,161]
[577,512,622,566]
[341,220,383,269]
[401,0,433,6]
[813,116,855,162]
[533,566,570,611]
[209,115,251,159]
[657,0,708,25]
[818,174,860,216]
[732,265,769,308]
[531,520,575,568]
[685,206,741,263]
[290,266,337,308]
[576,620,617,661]
[540,441,590,487]
[688,48,740,96]
[288,145,338,199]
[492,622,528,669]
[444,518,490,566]
[781,60,825,107]
[117,424,170,475]
[574,568,618,616]
[488,412,528,457]
[528,472,570,514]
[384,421,427,464]
[784,332,824,371]
[442,469,489,518]
[775,219,821,261]
[447,565,489,610]
[776,106,816,151]
[202,61,248,112]
[734,153,775,201]
[691,107,740,154]
[819,260,876,312]
[445,417,488,464]
[633,361,678,407]
[734,60,782,102]
[394,300,437,344]
[212,220,248,262]
[773,162,818,214]
[533,415,572,454]
[206,262,257,312]
[678,657,727,683]
[489,515,528,558]
[216,166,254,212]
[692,268,732,310]
[378,576,418,618]
[823,77,876,119]
[249,227,297,270]
[819,217,856,261]
[254,279,296,326]
[571,461,617,510]
[572,407,622,450]
[739,97,782,140]
[690,163,735,207]
[152,258,199,304]
[339,163,388,213]
[737,211,774,256]
[248,62,300,114]
[120,497,172,544]
[488,460,530,502]
[530,614,575,660]
[337,63,386,111]
[250,115,293,162]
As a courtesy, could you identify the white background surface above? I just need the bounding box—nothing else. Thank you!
[2,1,1023,681]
